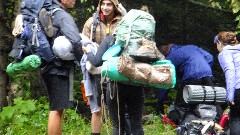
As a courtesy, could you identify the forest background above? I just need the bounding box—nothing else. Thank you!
[0,0,240,134]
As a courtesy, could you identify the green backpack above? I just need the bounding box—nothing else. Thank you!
[102,10,176,89]
[116,9,156,56]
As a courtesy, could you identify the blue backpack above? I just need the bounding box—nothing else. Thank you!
[10,0,59,64]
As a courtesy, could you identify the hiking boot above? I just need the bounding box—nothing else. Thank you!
[130,38,159,63]
[39,8,54,37]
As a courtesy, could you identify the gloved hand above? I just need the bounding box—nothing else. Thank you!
[72,42,83,61]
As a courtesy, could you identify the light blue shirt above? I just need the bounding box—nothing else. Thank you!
[218,44,240,101]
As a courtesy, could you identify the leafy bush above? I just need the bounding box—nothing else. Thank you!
[0,97,91,135]
[0,97,176,135]
[0,97,47,134]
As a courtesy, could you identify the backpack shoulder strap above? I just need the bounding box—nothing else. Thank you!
[51,8,62,15]
[90,11,100,41]
[39,7,63,38]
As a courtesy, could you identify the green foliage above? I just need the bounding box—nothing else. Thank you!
[168,89,177,101]
[80,0,88,3]
[209,0,229,9]
[63,109,90,135]
[4,0,15,29]
[0,97,177,135]
[87,5,95,14]
[0,97,91,135]
[144,115,176,135]
[209,0,240,13]
[9,72,37,99]
[0,97,45,135]
[231,1,240,14]
[209,0,240,33]
[78,0,95,13]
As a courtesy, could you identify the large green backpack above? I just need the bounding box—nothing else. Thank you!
[102,10,176,89]
[116,9,156,56]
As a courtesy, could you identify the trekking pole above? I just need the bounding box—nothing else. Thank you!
[32,18,40,48]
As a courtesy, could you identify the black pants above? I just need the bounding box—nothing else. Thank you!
[229,89,240,135]
[106,82,144,135]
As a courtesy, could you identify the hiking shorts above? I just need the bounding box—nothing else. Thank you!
[88,91,101,113]
[42,72,73,111]
[87,75,107,113]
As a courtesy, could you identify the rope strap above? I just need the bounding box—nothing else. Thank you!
[201,85,206,103]
[212,86,217,104]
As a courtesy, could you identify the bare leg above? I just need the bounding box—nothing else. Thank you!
[48,110,64,135]
[91,110,102,134]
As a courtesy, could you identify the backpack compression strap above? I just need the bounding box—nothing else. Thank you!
[32,18,40,47]
[90,11,100,41]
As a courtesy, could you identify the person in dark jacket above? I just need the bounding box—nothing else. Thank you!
[83,35,145,135]
[41,0,83,134]
[159,44,216,124]
[82,35,115,67]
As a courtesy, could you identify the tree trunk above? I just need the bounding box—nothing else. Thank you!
[0,1,13,109]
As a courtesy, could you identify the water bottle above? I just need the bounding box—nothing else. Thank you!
[219,106,230,128]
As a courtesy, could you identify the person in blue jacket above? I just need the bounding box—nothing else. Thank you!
[159,43,215,124]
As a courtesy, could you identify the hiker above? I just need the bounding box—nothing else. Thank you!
[83,34,145,135]
[41,0,83,134]
[81,0,124,134]
[82,0,124,44]
[99,7,158,135]
[214,31,240,135]
[159,43,217,124]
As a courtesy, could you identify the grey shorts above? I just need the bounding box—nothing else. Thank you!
[88,92,101,113]
[87,75,105,113]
